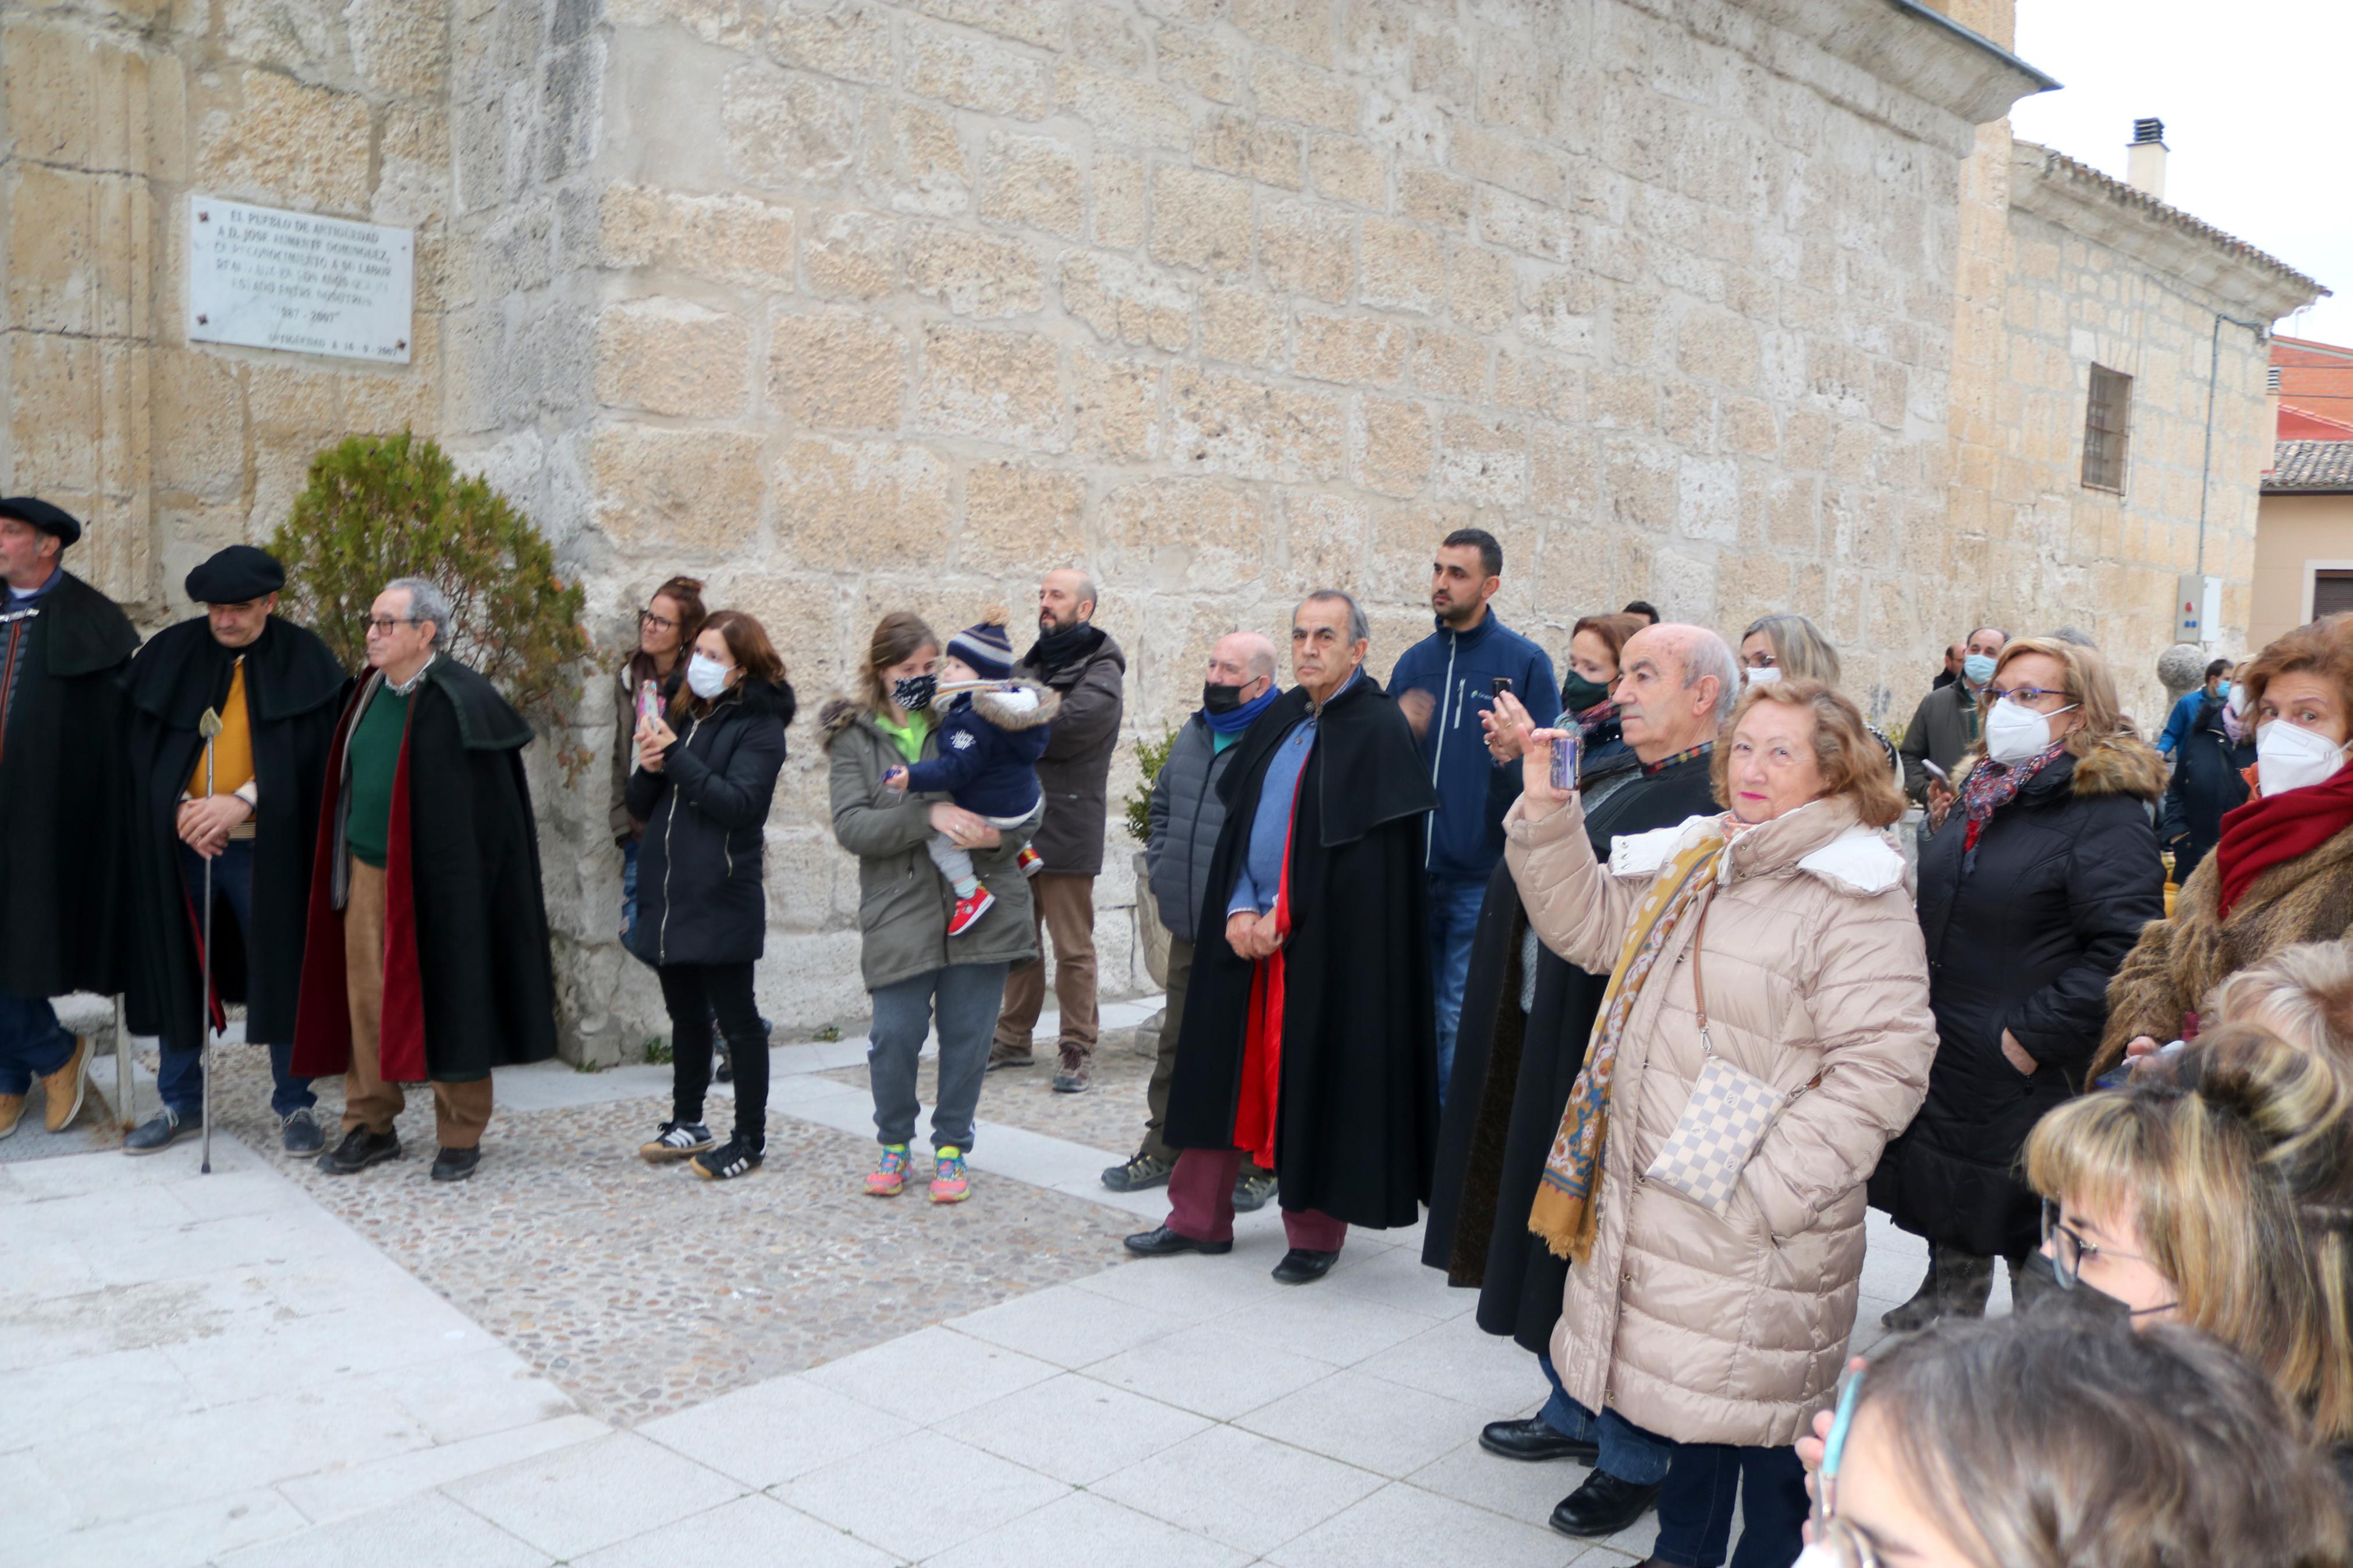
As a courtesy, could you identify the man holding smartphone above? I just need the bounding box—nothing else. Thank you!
[1390,529,1560,1100]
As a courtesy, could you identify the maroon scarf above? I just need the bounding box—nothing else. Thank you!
[2214,762,2353,918]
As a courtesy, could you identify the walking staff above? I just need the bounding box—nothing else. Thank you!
[198,706,221,1174]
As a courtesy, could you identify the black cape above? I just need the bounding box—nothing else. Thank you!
[0,572,139,999]
[1162,673,1439,1228]
[121,616,350,1048]
[1419,750,1721,1352]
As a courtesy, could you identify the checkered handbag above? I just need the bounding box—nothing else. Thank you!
[1641,900,1815,1218]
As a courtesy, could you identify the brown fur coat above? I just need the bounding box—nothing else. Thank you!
[2098,816,2353,1073]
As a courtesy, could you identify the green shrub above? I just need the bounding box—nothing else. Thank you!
[1122,729,1175,842]
[269,431,591,777]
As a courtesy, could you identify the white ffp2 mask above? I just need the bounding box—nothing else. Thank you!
[2256,720,2351,796]
[1985,699,2074,765]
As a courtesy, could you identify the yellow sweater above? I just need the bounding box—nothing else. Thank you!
[187,659,255,798]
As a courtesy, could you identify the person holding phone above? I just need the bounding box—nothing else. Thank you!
[611,577,705,945]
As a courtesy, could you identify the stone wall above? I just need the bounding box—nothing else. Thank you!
[1,0,452,618]
[427,0,2043,1057]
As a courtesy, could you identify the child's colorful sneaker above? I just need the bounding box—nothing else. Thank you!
[1016,845,1045,878]
[946,886,996,936]
[865,1143,910,1197]
[930,1145,970,1204]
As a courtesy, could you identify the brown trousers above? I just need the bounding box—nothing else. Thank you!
[341,859,493,1149]
[994,872,1099,1057]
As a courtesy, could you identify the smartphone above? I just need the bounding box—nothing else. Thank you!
[635,679,662,728]
[1921,759,1950,786]
[1490,676,1513,698]
[1549,728,1580,793]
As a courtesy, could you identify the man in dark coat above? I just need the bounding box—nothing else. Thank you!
[1125,590,1438,1285]
[992,566,1127,1092]
[2159,679,2252,886]
[0,497,137,1138]
[292,577,559,1182]
[121,546,350,1156]
[1418,622,1732,1506]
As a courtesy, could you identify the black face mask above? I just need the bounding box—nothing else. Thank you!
[2017,1249,2175,1325]
[1561,673,1613,713]
[891,673,937,712]
[1202,681,1245,714]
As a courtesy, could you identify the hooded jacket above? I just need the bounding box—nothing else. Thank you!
[822,698,1044,992]
[1504,792,1935,1447]
[899,681,1058,821]
[1389,611,1561,882]
[1869,737,2167,1258]
[624,678,793,969]
[1016,625,1125,876]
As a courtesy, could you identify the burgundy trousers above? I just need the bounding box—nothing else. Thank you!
[1166,1146,1347,1252]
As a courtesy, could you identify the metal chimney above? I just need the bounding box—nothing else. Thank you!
[2128,118,2167,201]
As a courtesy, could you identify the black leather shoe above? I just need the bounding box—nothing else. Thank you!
[1123,1225,1232,1257]
[1549,1470,1661,1538]
[1479,1417,1600,1464]
[316,1125,400,1175]
[430,1146,481,1183]
[1271,1247,1339,1284]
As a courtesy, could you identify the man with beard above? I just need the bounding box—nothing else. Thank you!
[1420,621,1734,1538]
[1124,591,1438,1284]
[121,546,350,1155]
[991,566,1126,1093]
[292,577,559,1181]
[0,497,137,1138]
[1390,528,1560,1101]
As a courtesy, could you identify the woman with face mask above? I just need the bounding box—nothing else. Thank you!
[2101,614,2353,1078]
[1740,614,1901,785]
[1868,636,2166,1329]
[626,611,795,1179]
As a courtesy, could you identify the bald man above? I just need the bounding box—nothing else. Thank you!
[994,567,1128,1091]
[1105,631,1283,1196]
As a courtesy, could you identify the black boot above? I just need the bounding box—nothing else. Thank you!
[1549,1470,1660,1537]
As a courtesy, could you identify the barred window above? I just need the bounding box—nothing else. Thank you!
[2315,570,2353,620]
[2081,365,2132,493]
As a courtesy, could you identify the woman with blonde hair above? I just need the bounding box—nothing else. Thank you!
[1738,612,1900,781]
[2104,613,2353,1076]
[1869,634,2165,1327]
[1493,674,1935,1563]
[2203,940,2353,1067]
[2025,1022,2353,1487]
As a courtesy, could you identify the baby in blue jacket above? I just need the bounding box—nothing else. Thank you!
[882,613,1059,934]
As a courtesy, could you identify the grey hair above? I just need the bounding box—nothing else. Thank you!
[1223,630,1279,681]
[1302,589,1369,643]
[1683,628,1740,726]
[385,576,452,648]
[1743,613,1841,688]
[2047,624,2099,649]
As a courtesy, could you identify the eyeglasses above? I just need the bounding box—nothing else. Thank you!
[1989,685,2071,706]
[363,615,423,635]
[2039,1199,2177,1314]
[1810,1367,1887,1568]
[1745,653,1778,668]
[638,608,677,631]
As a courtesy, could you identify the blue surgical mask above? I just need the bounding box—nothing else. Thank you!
[1962,653,1997,686]
[2216,680,2232,699]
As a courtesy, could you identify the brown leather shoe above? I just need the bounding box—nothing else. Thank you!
[40,1036,88,1132]
[986,1039,1034,1071]
[0,1093,24,1139]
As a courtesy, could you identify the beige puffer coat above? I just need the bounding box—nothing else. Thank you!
[1504,792,1935,1448]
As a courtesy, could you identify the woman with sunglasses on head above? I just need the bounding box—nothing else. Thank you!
[2102,614,2353,1079]
[1868,636,2165,1329]
[1796,1313,2352,1568]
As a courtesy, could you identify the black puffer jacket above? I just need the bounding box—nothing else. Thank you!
[625,678,793,967]
[2160,694,2252,885]
[1145,713,1241,944]
[1869,737,2167,1257]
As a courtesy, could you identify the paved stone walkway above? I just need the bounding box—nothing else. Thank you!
[2,1001,1957,1567]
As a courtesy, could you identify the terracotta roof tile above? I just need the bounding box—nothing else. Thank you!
[2267,440,2353,493]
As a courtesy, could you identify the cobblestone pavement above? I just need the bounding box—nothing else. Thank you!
[817,1027,1161,1160]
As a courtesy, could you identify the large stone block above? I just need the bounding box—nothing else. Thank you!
[594,297,751,418]
[1251,53,1357,133]
[1098,476,1267,589]
[723,66,857,190]
[612,0,769,49]
[769,307,905,430]
[1411,329,1488,401]
[1354,393,1432,497]
[591,424,766,553]
[349,0,451,97]
[803,209,898,299]
[769,0,895,83]
[601,184,797,290]
[194,67,372,214]
[1198,112,1304,191]
[1073,348,1160,463]
[9,333,100,494]
[1057,63,1193,152]
[1433,410,1527,504]
[907,23,1050,119]
[980,132,1085,238]
[1274,489,1373,598]
[8,163,147,339]
[1166,365,1344,482]
[1676,305,1761,393]
[1258,198,1353,302]
[1308,136,1386,209]
[1092,154,1145,247]
[1198,285,1286,370]
[1293,313,1406,386]
[861,98,971,217]
[1149,166,1254,279]
[914,323,1066,451]
[1061,251,1192,351]
[1446,240,1515,333]
[962,460,1088,573]
[1360,216,1445,314]
[1155,23,1242,103]
[5,17,151,175]
[1231,0,1331,65]
[905,225,1043,318]
[152,350,246,504]
[914,0,1063,49]
[773,436,953,567]
[1400,163,1473,230]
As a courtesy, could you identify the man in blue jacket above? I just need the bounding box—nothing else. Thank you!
[1389,529,1559,1097]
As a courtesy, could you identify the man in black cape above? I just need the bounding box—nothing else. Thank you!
[120,546,350,1156]
[1418,621,1732,1534]
[1125,590,1438,1285]
[0,497,137,1137]
[291,576,559,1183]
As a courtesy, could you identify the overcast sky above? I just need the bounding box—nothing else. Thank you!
[2007,0,2350,345]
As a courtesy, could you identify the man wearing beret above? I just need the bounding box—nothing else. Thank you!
[120,546,350,1155]
[0,497,139,1139]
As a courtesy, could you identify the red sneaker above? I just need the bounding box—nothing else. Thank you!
[1016,845,1044,879]
[947,886,997,936]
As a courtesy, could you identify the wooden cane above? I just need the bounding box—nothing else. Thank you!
[197,706,222,1175]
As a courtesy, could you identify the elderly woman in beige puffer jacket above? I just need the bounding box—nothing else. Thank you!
[1495,675,1935,1568]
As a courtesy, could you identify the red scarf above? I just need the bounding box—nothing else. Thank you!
[2214,762,2353,918]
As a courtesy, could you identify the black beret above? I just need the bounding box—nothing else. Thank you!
[186,545,286,605]
[0,496,82,547]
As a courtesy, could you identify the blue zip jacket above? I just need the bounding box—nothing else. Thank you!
[1387,611,1561,881]
[900,681,1056,820]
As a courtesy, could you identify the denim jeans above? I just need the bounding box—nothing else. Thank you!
[1538,1353,1675,1486]
[1426,872,1490,1103]
[620,840,641,950]
[867,962,1010,1153]
[157,841,315,1118]
[1651,1442,1809,1568]
[0,987,74,1095]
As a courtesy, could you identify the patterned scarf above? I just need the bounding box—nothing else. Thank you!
[1529,835,1727,1263]
[1958,743,2066,866]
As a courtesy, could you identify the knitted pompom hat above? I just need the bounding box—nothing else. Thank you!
[947,607,1016,681]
